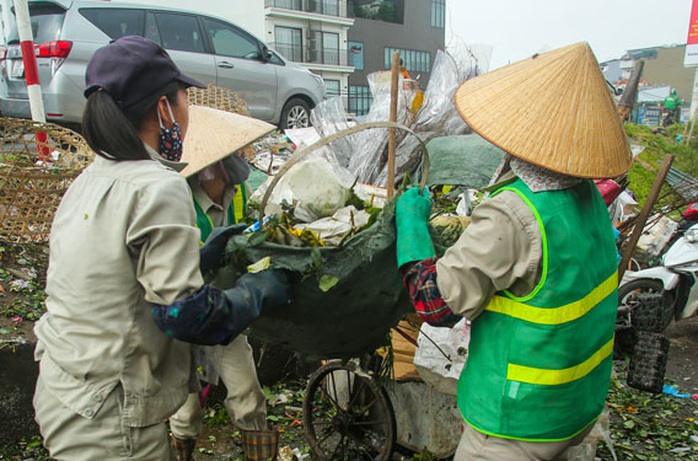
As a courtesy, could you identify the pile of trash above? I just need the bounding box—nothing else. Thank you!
[241,49,482,251]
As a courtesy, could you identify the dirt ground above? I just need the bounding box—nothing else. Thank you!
[664,317,698,388]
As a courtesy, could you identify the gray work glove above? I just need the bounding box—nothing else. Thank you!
[223,269,293,318]
[152,269,293,345]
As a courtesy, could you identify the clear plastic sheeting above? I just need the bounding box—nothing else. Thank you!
[446,42,494,80]
[350,72,413,184]
[374,50,470,186]
[309,96,355,167]
[411,50,464,134]
[309,49,472,187]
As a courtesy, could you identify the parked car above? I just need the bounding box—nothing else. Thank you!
[0,0,325,130]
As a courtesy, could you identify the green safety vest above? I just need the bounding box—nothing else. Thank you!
[664,96,679,111]
[457,178,617,442]
[193,183,247,243]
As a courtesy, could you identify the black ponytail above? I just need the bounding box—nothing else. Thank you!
[82,91,149,161]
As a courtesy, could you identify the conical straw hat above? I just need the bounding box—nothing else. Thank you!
[454,42,632,178]
[181,105,275,177]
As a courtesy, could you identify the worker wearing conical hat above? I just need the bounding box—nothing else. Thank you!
[169,106,283,461]
[395,42,631,460]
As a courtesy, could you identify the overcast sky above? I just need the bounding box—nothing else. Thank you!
[446,0,694,70]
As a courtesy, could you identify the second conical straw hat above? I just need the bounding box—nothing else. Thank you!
[181,105,275,177]
[454,42,632,179]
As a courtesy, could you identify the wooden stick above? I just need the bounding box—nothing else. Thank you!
[618,153,674,280]
[387,51,400,199]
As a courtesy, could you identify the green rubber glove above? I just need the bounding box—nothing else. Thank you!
[395,187,436,268]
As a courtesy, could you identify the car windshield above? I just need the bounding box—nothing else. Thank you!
[6,3,65,44]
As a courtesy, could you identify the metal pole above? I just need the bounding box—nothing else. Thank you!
[13,0,50,162]
[13,0,44,123]
[687,109,698,145]
[387,51,399,199]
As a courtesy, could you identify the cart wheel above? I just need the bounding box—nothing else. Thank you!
[303,360,396,461]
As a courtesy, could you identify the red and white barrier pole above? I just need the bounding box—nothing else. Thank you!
[12,0,50,162]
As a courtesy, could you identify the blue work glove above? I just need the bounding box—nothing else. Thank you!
[395,187,436,268]
[199,223,247,274]
[152,269,293,345]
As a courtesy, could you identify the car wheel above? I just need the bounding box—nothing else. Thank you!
[280,98,311,131]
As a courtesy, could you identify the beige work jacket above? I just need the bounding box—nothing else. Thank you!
[34,147,204,427]
[436,187,543,321]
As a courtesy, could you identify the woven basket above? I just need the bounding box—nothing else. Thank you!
[0,117,92,243]
[630,292,674,333]
[626,331,669,393]
[187,83,251,116]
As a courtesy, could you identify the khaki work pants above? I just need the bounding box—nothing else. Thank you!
[453,421,595,461]
[169,334,267,439]
[33,374,174,461]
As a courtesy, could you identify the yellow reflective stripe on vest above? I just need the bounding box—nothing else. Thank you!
[232,183,246,224]
[486,271,618,325]
[507,338,614,385]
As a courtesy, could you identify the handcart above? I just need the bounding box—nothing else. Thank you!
[299,319,463,461]
[220,123,462,460]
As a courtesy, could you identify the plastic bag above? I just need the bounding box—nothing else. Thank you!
[294,205,371,246]
[413,318,471,396]
[249,156,351,223]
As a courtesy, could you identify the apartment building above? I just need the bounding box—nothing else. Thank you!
[264,0,355,108]
[347,0,446,115]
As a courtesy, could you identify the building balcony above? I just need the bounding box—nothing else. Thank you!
[265,0,353,18]
[270,42,353,67]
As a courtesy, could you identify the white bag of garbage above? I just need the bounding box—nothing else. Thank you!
[413,318,470,396]
[294,205,371,246]
[250,156,351,223]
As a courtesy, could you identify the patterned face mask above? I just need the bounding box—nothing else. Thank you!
[157,99,183,162]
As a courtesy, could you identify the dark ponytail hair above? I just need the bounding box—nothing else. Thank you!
[82,82,181,161]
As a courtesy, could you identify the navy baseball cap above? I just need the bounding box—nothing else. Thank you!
[84,35,205,108]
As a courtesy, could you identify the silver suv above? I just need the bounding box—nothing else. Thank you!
[0,0,326,130]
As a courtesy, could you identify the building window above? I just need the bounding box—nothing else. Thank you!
[322,32,340,65]
[275,26,302,62]
[324,79,341,96]
[384,47,431,73]
[348,41,364,70]
[349,85,373,116]
[274,0,301,10]
[321,0,339,16]
[431,0,445,28]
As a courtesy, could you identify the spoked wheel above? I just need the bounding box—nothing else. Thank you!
[303,360,396,461]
